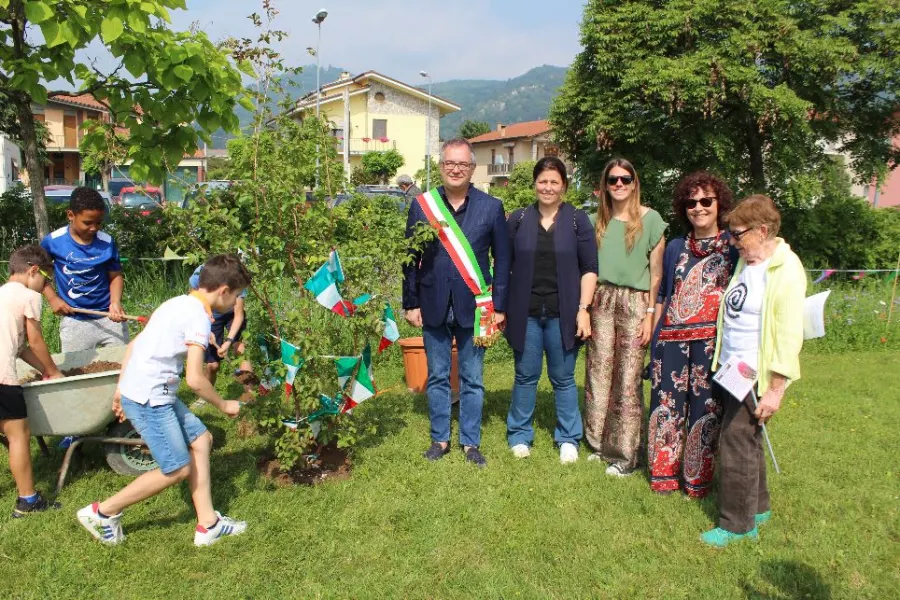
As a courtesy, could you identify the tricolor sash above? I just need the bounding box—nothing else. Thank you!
[416,188,500,345]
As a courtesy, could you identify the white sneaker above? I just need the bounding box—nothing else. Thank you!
[510,444,531,458]
[605,464,635,477]
[194,512,247,547]
[77,502,125,545]
[559,443,578,464]
[586,452,605,462]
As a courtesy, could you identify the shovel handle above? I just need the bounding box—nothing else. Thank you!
[70,308,148,323]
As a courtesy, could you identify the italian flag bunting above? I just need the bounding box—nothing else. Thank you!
[281,339,304,399]
[379,304,400,352]
[338,344,376,413]
[304,249,355,316]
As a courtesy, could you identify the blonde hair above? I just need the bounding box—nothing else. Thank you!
[595,158,643,252]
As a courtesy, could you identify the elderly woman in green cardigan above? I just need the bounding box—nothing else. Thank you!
[702,194,807,548]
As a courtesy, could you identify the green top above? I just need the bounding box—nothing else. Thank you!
[591,209,667,291]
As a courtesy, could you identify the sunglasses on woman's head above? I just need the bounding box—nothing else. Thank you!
[686,197,716,209]
[606,174,634,186]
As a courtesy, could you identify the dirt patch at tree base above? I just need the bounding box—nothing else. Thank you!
[257,443,351,486]
[20,361,121,384]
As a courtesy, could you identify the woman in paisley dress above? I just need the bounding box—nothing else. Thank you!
[647,172,738,496]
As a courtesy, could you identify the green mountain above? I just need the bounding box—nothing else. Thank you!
[429,65,568,138]
[212,65,568,148]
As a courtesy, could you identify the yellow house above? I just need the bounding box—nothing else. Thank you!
[288,71,461,185]
[32,93,107,187]
[26,93,208,202]
[468,120,567,192]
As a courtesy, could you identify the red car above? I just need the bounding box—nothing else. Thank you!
[115,185,164,213]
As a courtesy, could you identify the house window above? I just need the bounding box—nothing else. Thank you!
[372,119,387,139]
[508,147,514,164]
[374,92,385,103]
[491,149,496,164]
[332,128,344,139]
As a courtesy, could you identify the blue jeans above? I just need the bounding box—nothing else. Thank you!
[423,318,485,448]
[507,316,582,447]
[121,396,208,475]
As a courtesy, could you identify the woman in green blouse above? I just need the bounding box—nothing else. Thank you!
[584,158,666,476]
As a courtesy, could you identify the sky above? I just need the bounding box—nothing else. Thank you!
[157,0,587,83]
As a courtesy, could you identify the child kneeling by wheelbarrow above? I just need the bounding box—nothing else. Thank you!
[1,246,64,517]
[77,254,251,546]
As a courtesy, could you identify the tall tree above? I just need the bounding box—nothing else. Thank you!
[459,120,491,139]
[0,0,253,238]
[551,0,899,208]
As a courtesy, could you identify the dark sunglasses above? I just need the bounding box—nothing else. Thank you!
[686,197,716,209]
[729,226,754,241]
[606,174,634,186]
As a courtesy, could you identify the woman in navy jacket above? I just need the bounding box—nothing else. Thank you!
[504,158,598,463]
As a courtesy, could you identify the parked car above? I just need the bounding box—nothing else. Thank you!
[107,178,133,202]
[43,186,112,215]
[180,180,232,209]
[115,185,164,212]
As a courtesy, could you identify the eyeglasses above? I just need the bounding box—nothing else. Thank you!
[729,226,754,241]
[441,161,474,171]
[686,197,717,209]
[38,268,53,280]
[606,174,634,186]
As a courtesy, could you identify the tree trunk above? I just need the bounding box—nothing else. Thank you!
[746,115,766,193]
[14,95,49,239]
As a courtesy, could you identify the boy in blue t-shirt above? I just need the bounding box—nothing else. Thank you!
[41,187,129,353]
[189,264,251,385]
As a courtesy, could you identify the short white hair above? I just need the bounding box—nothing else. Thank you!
[440,138,476,164]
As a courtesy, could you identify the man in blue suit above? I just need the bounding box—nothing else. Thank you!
[403,138,511,467]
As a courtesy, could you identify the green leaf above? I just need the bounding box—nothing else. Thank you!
[24,1,53,23]
[101,17,125,43]
[127,11,147,34]
[0,0,10,10]
[60,21,79,47]
[173,64,193,82]
[72,5,87,19]
[124,54,144,78]
[238,96,255,112]
[237,60,256,78]
[40,20,64,48]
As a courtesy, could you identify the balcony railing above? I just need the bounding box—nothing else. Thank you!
[488,163,512,175]
[333,138,397,155]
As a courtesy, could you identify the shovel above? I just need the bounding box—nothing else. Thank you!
[70,307,149,325]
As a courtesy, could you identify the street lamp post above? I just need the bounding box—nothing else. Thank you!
[313,9,328,190]
[419,71,432,187]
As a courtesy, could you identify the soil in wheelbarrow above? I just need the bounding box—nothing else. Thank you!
[257,442,351,486]
[20,361,121,384]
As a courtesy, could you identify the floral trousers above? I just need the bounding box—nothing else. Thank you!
[583,284,647,471]
[647,338,722,497]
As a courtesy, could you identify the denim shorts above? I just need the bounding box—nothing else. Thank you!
[121,396,208,475]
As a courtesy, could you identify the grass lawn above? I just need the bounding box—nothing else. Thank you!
[1,350,897,599]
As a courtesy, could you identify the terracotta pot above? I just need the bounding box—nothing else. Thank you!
[398,336,459,394]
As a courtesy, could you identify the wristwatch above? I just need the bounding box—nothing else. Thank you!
[224,336,235,343]
[645,308,655,314]
[578,303,591,312]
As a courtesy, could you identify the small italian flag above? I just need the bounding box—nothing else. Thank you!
[378,304,400,352]
[335,344,376,413]
[304,249,355,316]
[281,339,304,398]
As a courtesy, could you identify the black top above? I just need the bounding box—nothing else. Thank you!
[439,189,469,225]
[529,223,559,317]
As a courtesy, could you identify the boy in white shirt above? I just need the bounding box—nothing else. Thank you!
[77,254,251,546]
[1,246,63,517]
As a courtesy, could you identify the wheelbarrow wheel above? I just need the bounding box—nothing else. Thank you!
[104,420,157,476]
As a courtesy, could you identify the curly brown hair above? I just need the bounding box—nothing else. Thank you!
[672,171,733,231]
